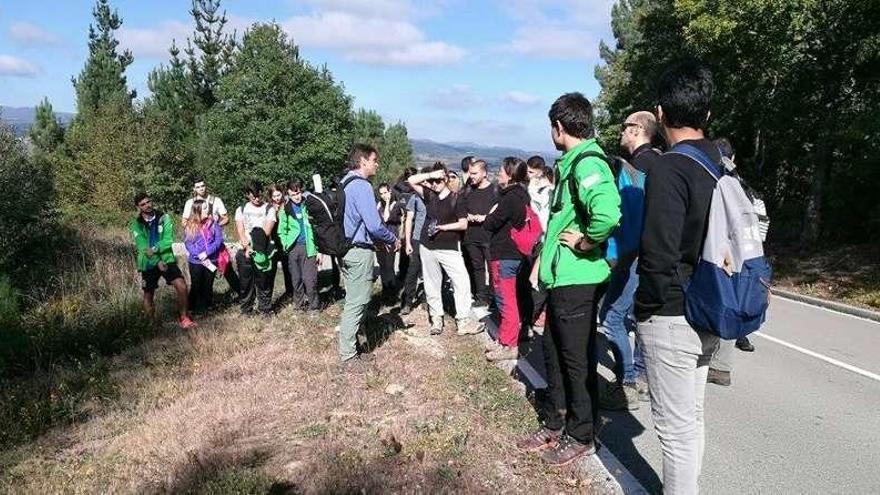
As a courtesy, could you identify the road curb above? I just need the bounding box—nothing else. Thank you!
[772,288,880,323]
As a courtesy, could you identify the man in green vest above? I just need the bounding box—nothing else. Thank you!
[129,192,196,329]
[518,93,621,466]
[278,179,320,312]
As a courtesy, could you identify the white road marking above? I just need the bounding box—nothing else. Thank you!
[753,332,880,383]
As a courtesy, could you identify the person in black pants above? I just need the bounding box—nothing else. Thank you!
[182,199,225,313]
[462,159,497,312]
[400,168,428,314]
[376,182,404,299]
[234,182,278,315]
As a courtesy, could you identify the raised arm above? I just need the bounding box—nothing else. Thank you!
[407,169,446,197]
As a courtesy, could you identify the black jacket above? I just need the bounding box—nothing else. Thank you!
[483,183,529,260]
[634,139,718,321]
[630,143,662,175]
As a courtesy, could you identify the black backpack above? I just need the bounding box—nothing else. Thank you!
[305,175,367,257]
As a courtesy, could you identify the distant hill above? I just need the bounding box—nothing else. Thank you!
[0,106,75,136]
[0,106,554,166]
[410,138,555,169]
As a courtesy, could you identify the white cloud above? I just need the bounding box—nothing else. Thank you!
[497,0,613,61]
[501,90,541,106]
[8,22,61,46]
[0,54,40,77]
[282,10,464,66]
[426,84,483,108]
[118,20,191,58]
[301,0,415,19]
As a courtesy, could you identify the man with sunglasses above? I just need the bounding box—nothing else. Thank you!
[620,111,663,174]
[130,192,196,329]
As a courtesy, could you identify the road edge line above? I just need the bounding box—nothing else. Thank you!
[753,331,880,382]
[772,289,880,324]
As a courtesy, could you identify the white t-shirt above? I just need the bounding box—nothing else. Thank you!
[182,195,228,221]
[235,202,276,243]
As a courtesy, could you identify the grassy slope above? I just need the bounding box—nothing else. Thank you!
[1,238,602,493]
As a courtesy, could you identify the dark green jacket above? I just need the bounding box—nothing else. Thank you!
[129,211,176,271]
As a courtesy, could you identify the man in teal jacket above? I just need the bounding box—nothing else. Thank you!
[129,192,195,329]
[518,93,621,466]
[278,180,320,312]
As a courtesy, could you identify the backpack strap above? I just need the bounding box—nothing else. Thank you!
[340,175,368,240]
[668,143,723,181]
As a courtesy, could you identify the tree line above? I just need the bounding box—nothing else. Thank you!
[594,0,880,245]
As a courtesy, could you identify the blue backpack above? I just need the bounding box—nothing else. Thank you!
[669,143,773,339]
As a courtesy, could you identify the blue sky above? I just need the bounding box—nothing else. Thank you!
[0,0,616,151]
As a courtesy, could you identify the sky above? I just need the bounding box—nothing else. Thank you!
[0,0,617,151]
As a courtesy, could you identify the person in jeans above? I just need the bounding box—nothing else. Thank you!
[462,159,497,314]
[407,163,482,336]
[401,167,429,315]
[130,192,196,329]
[278,179,320,312]
[517,93,621,467]
[482,157,529,361]
[634,61,721,495]
[338,144,400,370]
[598,111,658,411]
[182,178,240,295]
[235,181,277,316]
[182,198,225,313]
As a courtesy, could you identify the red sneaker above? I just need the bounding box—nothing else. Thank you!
[178,315,198,329]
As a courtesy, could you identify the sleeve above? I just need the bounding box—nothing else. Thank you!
[213,197,228,216]
[157,215,175,253]
[130,220,148,253]
[454,194,467,220]
[276,209,293,251]
[353,181,397,244]
[234,206,243,222]
[483,195,509,233]
[575,158,621,243]
[206,223,224,256]
[182,199,192,219]
[634,166,688,319]
[406,195,416,213]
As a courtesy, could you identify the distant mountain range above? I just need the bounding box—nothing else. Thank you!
[0,106,553,165]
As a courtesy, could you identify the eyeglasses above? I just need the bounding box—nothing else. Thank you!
[621,122,640,132]
[427,178,444,184]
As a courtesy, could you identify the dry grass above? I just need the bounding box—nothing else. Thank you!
[1,284,603,493]
[770,243,880,310]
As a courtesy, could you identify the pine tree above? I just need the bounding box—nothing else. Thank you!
[186,0,236,109]
[352,109,385,149]
[380,121,413,184]
[71,0,134,120]
[28,98,64,153]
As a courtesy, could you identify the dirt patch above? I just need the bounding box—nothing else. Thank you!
[771,244,880,310]
[1,298,601,493]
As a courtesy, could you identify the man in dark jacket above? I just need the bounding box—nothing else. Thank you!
[634,60,722,495]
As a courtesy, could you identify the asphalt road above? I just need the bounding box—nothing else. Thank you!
[594,295,880,494]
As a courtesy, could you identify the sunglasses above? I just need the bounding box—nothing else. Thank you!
[621,122,640,132]
[427,178,445,184]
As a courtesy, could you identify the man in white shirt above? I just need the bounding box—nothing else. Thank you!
[235,181,277,315]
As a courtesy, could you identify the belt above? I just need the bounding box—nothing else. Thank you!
[352,242,374,250]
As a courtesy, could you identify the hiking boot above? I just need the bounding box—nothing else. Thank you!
[484,339,503,353]
[455,318,483,336]
[540,434,595,466]
[599,382,640,411]
[430,316,444,335]
[736,336,755,352]
[635,376,650,402]
[517,426,562,453]
[707,368,731,386]
[486,345,518,362]
[178,315,197,330]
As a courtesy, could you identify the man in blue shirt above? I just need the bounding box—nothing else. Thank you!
[338,144,400,370]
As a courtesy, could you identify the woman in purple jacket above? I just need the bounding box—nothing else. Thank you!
[183,199,225,313]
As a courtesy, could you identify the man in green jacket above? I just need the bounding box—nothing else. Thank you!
[518,93,621,466]
[129,192,196,329]
[278,179,320,312]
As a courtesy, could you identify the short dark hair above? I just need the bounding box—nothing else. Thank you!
[467,159,487,172]
[714,137,735,159]
[431,161,448,174]
[545,165,555,184]
[460,155,474,172]
[501,157,527,184]
[378,182,390,192]
[526,155,545,170]
[192,177,205,186]
[657,60,713,130]
[548,92,595,139]
[243,181,262,197]
[286,179,303,192]
[133,192,149,206]
[349,143,378,170]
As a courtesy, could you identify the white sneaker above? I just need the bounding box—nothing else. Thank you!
[456,318,484,336]
[472,305,491,319]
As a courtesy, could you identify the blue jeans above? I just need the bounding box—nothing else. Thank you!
[599,257,645,384]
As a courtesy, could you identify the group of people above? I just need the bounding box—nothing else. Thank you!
[128,60,763,494]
